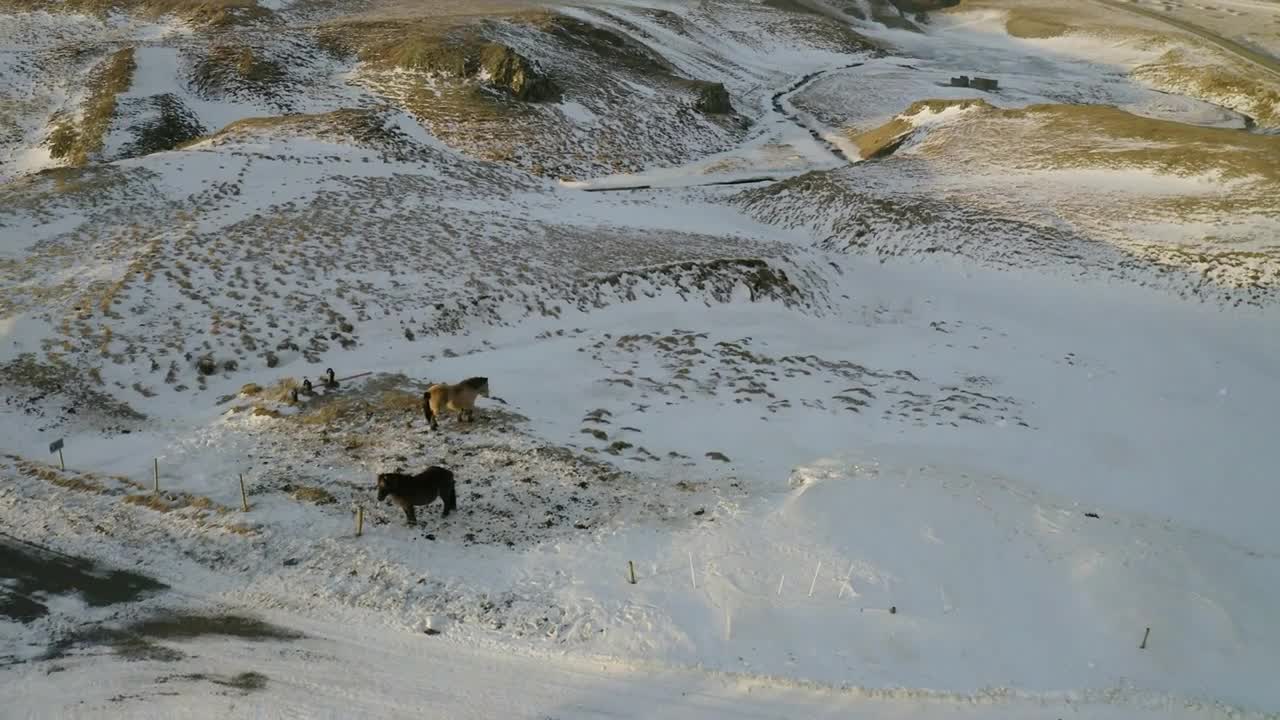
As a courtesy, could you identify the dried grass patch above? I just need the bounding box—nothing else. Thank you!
[290,486,336,505]
[13,458,105,493]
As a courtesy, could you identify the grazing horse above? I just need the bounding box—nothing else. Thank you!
[423,376,489,431]
[376,467,457,525]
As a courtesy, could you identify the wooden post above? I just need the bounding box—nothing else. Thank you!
[58,448,65,471]
[1140,626,1151,649]
[688,552,696,589]
[627,560,636,584]
[153,458,159,493]
[355,506,364,537]
[239,474,249,512]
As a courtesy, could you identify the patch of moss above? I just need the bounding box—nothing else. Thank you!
[191,45,286,99]
[850,97,1279,180]
[1004,6,1073,39]
[847,98,992,159]
[220,671,268,691]
[592,258,804,304]
[849,117,910,159]
[156,0,273,27]
[47,47,136,166]
[0,354,146,422]
[1135,49,1280,127]
[352,22,472,74]
[208,109,420,152]
[1000,103,1280,180]
[163,670,268,691]
[124,93,206,157]
[129,612,302,641]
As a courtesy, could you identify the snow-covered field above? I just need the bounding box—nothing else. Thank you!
[2,0,1279,718]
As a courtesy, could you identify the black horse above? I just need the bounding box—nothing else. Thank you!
[375,467,457,525]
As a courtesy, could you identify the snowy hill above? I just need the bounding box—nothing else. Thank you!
[2,0,1279,718]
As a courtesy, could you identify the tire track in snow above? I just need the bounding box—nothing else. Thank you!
[572,62,865,192]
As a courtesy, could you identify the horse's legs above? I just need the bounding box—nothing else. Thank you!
[396,496,416,525]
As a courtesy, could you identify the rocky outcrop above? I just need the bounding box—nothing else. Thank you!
[347,22,560,103]
[689,81,733,115]
[478,43,560,102]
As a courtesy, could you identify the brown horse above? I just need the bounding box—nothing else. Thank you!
[423,376,489,431]
[376,467,457,525]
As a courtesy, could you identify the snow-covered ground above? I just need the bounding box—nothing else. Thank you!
[4,605,1246,720]
[2,0,1279,717]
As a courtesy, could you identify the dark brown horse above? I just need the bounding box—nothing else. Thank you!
[376,466,457,525]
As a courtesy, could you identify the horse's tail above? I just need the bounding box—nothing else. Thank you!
[442,475,457,516]
[423,387,438,429]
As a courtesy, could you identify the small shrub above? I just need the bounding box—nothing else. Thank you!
[47,47,137,166]
[290,486,336,505]
[197,356,217,376]
[124,493,173,512]
[16,459,104,493]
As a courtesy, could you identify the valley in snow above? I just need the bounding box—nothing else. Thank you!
[1,0,1278,717]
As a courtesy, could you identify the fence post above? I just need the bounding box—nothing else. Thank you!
[239,474,250,512]
[808,561,822,597]
[153,458,159,493]
[628,560,636,584]
[355,506,364,537]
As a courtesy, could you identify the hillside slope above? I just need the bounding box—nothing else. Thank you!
[2,0,1279,718]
